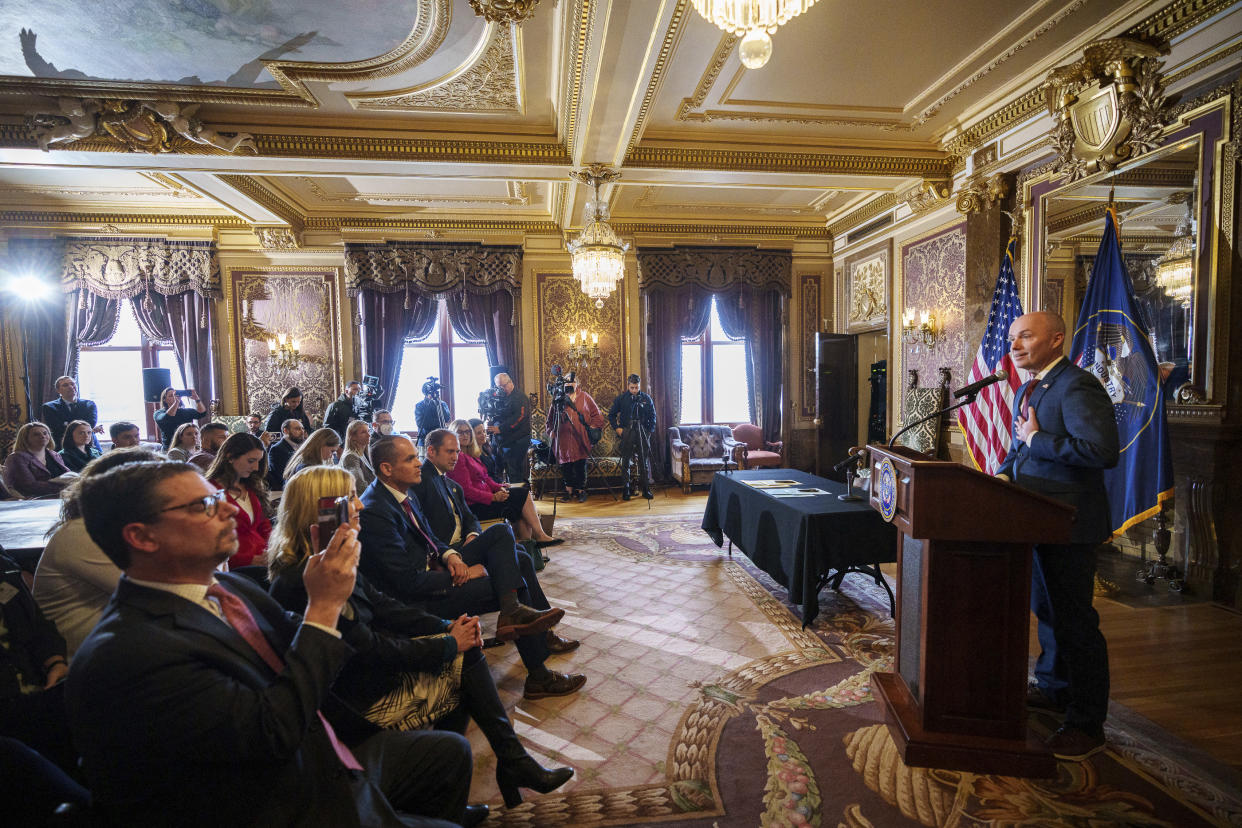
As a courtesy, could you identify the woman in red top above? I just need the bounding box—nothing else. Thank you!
[446,419,561,547]
[204,432,273,569]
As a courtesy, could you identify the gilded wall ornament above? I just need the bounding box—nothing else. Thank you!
[955,172,1012,215]
[1041,38,1172,182]
[30,97,256,154]
[901,180,953,215]
[255,228,300,250]
[469,0,541,24]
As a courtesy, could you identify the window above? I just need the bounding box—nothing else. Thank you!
[77,299,178,439]
[391,299,491,431]
[680,296,752,424]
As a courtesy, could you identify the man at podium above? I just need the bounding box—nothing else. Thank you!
[997,311,1119,762]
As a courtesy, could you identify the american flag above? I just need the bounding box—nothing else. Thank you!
[956,237,1024,474]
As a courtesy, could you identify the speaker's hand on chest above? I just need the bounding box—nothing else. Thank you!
[1014,406,1040,444]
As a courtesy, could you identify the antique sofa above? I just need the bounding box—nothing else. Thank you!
[668,424,746,493]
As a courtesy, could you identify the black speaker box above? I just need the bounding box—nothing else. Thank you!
[488,364,509,383]
[142,367,172,403]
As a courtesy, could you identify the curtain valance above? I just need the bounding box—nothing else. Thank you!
[636,246,791,294]
[344,241,523,298]
[60,237,221,299]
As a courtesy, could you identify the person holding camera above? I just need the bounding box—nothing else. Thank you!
[607,374,657,501]
[324,380,362,441]
[546,372,605,503]
[415,379,451,447]
[262,386,313,436]
[486,373,531,485]
[153,386,208,449]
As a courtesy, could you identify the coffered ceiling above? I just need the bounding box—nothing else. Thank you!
[0,0,1234,245]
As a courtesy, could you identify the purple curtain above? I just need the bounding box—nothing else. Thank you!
[358,289,439,411]
[6,239,70,421]
[645,286,712,479]
[715,286,785,443]
[65,290,120,378]
[165,291,216,399]
[445,289,518,373]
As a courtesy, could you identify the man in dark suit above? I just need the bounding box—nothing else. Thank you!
[68,461,474,827]
[267,417,306,490]
[41,375,101,451]
[997,311,1119,762]
[416,428,579,657]
[359,436,585,700]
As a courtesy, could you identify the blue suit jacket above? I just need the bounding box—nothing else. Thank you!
[413,460,482,545]
[40,397,99,451]
[357,479,454,605]
[996,358,1120,545]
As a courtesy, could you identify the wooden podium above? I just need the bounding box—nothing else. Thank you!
[866,445,1074,777]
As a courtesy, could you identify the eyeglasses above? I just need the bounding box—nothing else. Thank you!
[158,489,228,518]
[455,428,473,435]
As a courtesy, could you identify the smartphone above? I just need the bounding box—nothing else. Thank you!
[268,432,282,441]
[315,495,351,552]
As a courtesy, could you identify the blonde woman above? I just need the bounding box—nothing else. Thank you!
[283,427,341,480]
[3,422,71,497]
[267,466,573,808]
[339,419,375,492]
[165,422,200,463]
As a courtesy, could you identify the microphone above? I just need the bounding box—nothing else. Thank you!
[953,369,1009,400]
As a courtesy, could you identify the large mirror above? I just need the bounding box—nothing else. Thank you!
[1038,139,1200,398]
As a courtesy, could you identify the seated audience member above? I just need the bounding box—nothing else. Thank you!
[285,427,341,481]
[359,436,584,699]
[325,381,363,440]
[165,421,201,462]
[3,422,72,498]
[267,417,307,489]
[0,551,75,778]
[0,736,90,826]
[41,375,101,452]
[269,467,573,808]
[469,418,504,484]
[341,419,376,493]
[371,409,397,446]
[245,412,274,447]
[108,420,142,449]
[206,433,273,570]
[58,419,103,472]
[153,386,208,449]
[189,421,230,471]
[34,448,163,658]
[69,461,474,827]
[444,421,559,546]
[264,385,313,435]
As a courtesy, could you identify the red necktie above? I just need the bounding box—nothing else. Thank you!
[401,497,439,552]
[206,583,363,771]
[1020,381,1035,417]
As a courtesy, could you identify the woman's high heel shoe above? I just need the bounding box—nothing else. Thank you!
[496,756,574,808]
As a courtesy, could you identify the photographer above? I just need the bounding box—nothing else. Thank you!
[415,378,451,447]
[486,373,530,485]
[545,372,605,503]
[607,374,657,501]
[152,386,208,450]
[324,380,362,441]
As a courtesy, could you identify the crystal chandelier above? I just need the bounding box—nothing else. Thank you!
[567,165,629,309]
[690,0,821,69]
[1156,199,1195,308]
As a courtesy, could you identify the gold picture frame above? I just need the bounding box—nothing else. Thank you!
[844,239,891,334]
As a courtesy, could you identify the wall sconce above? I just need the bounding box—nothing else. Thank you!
[269,333,300,369]
[901,308,940,352]
[566,329,600,369]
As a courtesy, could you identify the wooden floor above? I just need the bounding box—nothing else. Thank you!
[539,484,1242,776]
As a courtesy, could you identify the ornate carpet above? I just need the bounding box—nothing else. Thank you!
[467,515,1242,827]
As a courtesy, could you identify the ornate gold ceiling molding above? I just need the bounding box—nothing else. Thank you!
[0,0,451,109]
[1127,0,1237,42]
[0,183,201,201]
[469,0,543,24]
[250,134,571,163]
[915,0,1088,124]
[216,175,305,234]
[561,0,596,155]
[298,178,532,208]
[625,0,690,158]
[625,145,950,177]
[254,227,301,249]
[0,210,249,227]
[826,192,900,239]
[675,33,737,122]
[311,216,561,233]
[631,185,823,215]
[1165,39,1242,86]
[347,22,521,113]
[679,109,915,129]
[615,222,829,239]
[1048,201,1145,234]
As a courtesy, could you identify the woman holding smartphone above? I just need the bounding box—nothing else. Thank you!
[153,386,208,449]
[267,466,574,808]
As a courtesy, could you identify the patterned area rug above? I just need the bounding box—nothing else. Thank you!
[467,515,1242,827]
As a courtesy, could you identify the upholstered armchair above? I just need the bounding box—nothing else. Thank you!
[668,425,746,493]
[731,423,784,469]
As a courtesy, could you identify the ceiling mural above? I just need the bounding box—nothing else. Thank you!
[0,0,421,88]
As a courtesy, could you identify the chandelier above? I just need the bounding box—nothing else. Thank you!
[1156,199,1195,308]
[269,333,300,370]
[567,164,629,309]
[690,0,821,69]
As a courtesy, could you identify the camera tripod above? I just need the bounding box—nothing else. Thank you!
[620,399,655,507]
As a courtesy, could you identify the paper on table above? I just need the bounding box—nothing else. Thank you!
[742,479,801,489]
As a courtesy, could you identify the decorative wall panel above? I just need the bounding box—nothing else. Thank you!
[230,270,340,422]
[844,240,890,333]
[900,223,967,406]
[533,273,626,411]
[797,272,821,419]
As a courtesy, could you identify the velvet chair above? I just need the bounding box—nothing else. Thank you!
[668,425,746,493]
[730,423,784,469]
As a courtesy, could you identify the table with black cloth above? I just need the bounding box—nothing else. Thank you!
[701,469,898,625]
[0,500,63,571]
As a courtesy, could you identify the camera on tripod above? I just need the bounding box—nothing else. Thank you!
[477,386,506,423]
[546,364,572,410]
[421,376,443,398]
[353,375,383,421]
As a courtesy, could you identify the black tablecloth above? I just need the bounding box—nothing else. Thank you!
[701,468,898,624]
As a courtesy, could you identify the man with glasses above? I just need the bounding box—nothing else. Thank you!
[67,461,474,827]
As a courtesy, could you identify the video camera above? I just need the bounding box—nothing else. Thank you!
[477,386,506,424]
[353,375,384,421]
[546,364,570,410]
[421,376,443,398]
